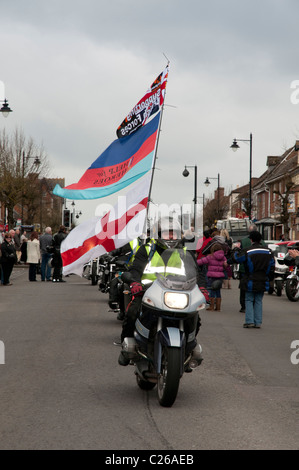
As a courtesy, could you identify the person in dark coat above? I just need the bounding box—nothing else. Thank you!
[231,231,275,328]
[0,232,17,285]
[20,237,28,263]
[51,225,67,282]
[237,224,266,313]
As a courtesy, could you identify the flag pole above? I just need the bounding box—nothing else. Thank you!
[146,62,170,223]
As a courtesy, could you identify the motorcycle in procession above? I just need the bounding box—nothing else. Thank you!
[82,257,100,285]
[273,243,299,301]
[275,243,299,301]
[267,243,289,296]
[121,248,206,408]
[285,264,299,302]
[107,258,130,318]
[92,253,130,318]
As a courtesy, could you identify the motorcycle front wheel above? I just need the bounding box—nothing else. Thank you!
[275,280,283,297]
[91,261,98,285]
[285,278,299,302]
[157,347,181,407]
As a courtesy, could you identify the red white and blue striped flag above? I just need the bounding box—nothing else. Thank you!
[53,111,161,200]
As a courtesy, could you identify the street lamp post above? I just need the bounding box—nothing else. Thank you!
[230,133,253,220]
[182,165,197,225]
[0,99,13,118]
[21,151,41,224]
[0,96,12,226]
[204,173,220,218]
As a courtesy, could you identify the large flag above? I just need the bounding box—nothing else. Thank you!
[60,172,151,276]
[116,65,169,139]
[53,112,160,200]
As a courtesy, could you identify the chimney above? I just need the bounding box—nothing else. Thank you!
[266,156,281,168]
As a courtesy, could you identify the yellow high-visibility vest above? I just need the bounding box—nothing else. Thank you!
[127,238,142,266]
[142,243,186,283]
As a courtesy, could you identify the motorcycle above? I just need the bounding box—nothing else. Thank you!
[82,257,100,285]
[107,259,130,318]
[275,244,299,302]
[96,254,129,317]
[121,248,206,408]
[285,264,299,302]
[98,254,113,293]
[267,243,289,296]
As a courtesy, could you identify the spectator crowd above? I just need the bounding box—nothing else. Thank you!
[0,225,68,285]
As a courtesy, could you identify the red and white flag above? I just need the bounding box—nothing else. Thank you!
[61,172,151,276]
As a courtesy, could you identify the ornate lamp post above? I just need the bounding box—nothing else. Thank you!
[182,165,197,225]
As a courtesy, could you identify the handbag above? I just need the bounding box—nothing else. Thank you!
[36,262,41,275]
[211,279,223,290]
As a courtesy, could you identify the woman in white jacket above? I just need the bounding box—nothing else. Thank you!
[26,231,41,281]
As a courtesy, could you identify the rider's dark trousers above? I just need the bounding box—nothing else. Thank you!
[121,295,142,342]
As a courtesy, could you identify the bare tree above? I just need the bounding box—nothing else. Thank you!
[236,187,251,218]
[203,194,230,228]
[0,128,50,228]
[273,178,295,239]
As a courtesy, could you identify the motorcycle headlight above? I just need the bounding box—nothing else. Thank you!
[164,292,189,309]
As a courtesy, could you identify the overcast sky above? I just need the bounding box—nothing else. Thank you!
[1,0,299,222]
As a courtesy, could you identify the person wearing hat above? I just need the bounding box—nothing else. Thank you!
[237,224,266,313]
[230,230,275,328]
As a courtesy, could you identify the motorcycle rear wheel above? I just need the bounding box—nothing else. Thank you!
[285,279,299,302]
[157,347,181,407]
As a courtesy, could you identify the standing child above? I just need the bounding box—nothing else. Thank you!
[197,243,227,311]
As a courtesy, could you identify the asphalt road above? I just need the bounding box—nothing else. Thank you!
[0,267,299,450]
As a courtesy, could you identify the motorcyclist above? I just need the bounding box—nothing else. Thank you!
[118,216,209,366]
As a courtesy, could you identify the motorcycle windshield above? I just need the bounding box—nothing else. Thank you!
[155,249,198,291]
[268,244,288,259]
